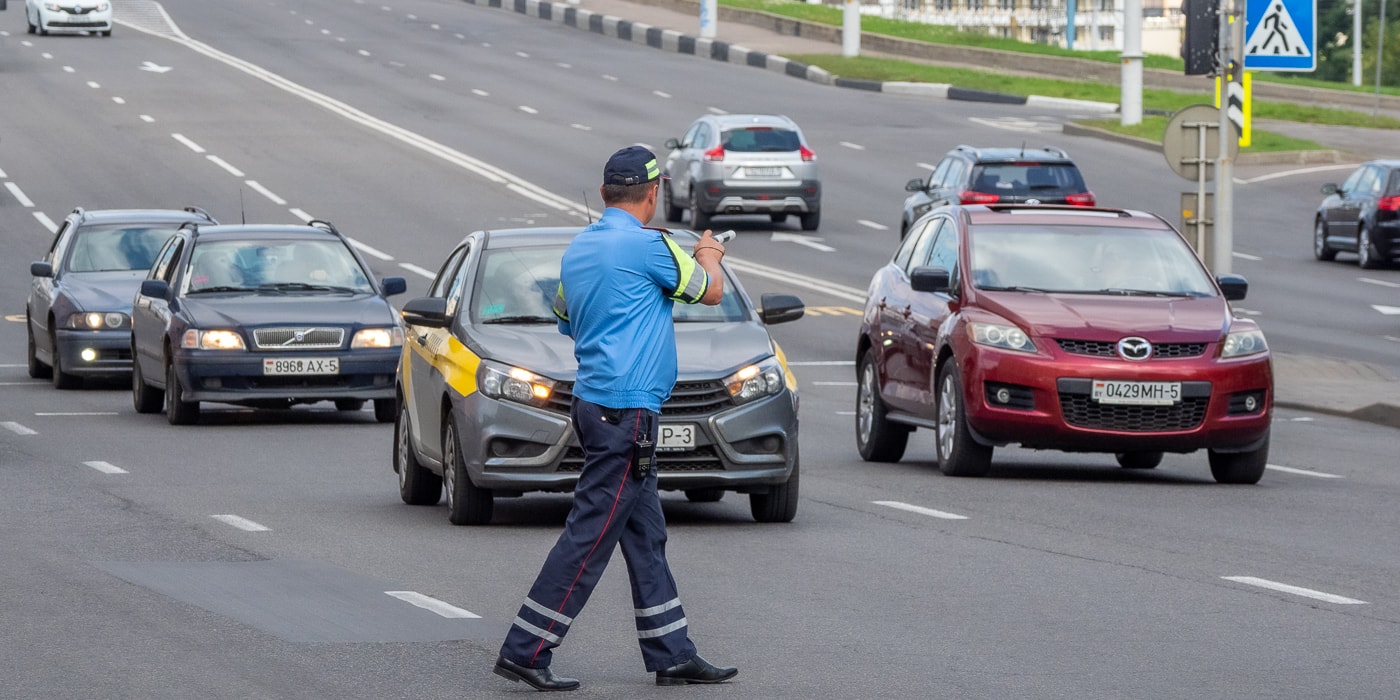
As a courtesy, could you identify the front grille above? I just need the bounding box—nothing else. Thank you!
[547,380,733,417]
[1058,394,1209,432]
[1056,339,1208,359]
[557,445,724,472]
[252,327,345,350]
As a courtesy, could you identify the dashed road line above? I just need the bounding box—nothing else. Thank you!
[399,262,436,279]
[35,412,120,416]
[211,514,270,532]
[1266,464,1343,478]
[518,105,538,114]
[349,239,394,261]
[86,81,101,89]
[1359,277,1400,289]
[385,591,481,618]
[35,212,58,232]
[85,461,129,474]
[874,501,968,520]
[289,208,314,222]
[1221,576,1366,604]
[857,220,888,231]
[839,141,865,150]
[5,182,35,207]
[2,422,37,436]
[206,155,245,177]
[244,180,286,205]
[1232,252,1262,261]
[171,133,205,153]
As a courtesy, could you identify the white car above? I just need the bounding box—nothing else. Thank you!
[26,0,112,36]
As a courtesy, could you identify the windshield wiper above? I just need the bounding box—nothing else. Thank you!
[188,285,253,294]
[481,315,556,325]
[979,285,1050,293]
[1092,288,1188,297]
[257,283,360,293]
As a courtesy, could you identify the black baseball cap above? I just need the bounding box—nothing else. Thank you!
[603,145,668,186]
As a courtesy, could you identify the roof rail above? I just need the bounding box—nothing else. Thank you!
[308,219,343,238]
[71,206,86,219]
[1041,145,1069,158]
[953,144,978,154]
[184,206,216,222]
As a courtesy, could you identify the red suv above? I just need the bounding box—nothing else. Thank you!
[855,205,1273,484]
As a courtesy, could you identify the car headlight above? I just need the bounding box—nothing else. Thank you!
[67,312,129,330]
[479,363,554,407]
[1221,329,1268,358]
[97,2,110,10]
[44,2,62,11]
[351,327,405,349]
[725,358,785,405]
[181,329,246,350]
[969,322,1036,353]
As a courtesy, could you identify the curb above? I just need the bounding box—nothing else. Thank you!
[1274,400,1400,431]
[1060,122,1345,166]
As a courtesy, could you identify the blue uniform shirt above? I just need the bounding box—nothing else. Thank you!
[553,208,711,413]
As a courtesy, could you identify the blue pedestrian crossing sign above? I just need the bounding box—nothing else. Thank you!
[1243,0,1316,71]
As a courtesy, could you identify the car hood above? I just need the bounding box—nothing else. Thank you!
[180,294,393,327]
[471,321,775,380]
[62,271,147,312]
[976,292,1230,341]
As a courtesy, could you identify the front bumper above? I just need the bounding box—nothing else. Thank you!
[694,179,821,216]
[39,9,112,31]
[54,328,132,377]
[174,349,398,404]
[960,347,1273,454]
[455,388,799,494]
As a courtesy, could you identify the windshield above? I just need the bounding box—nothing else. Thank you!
[65,224,178,273]
[969,224,1217,296]
[472,245,747,324]
[969,163,1086,197]
[186,239,373,293]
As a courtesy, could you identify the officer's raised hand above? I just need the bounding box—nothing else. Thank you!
[691,230,726,305]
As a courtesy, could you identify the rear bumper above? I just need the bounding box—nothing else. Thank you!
[695,179,821,216]
[174,349,398,403]
[54,329,132,377]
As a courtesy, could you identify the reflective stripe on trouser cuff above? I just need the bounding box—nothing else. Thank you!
[513,616,563,644]
[635,598,681,617]
[637,617,688,639]
[524,597,575,625]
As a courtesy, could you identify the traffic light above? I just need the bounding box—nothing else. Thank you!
[1182,0,1219,76]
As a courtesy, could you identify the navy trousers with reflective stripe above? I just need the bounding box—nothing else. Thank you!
[500,399,696,672]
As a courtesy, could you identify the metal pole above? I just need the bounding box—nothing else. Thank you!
[1068,0,1078,49]
[700,0,717,39]
[843,0,861,57]
[1213,0,1238,275]
[1091,0,1099,51]
[1121,0,1143,125]
[1196,123,1209,255]
[1354,0,1364,86]
[1377,0,1388,114]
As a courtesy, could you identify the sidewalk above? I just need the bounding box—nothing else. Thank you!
[461,0,1400,431]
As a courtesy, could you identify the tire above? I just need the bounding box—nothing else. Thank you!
[935,362,993,477]
[27,14,36,34]
[855,353,909,462]
[132,355,163,414]
[334,399,365,412]
[50,330,81,390]
[27,318,52,379]
[101,30,112,37]
[165,360,200,425]
[662,182,683,223]
[1115,451,1163,470]
[750,453,798,523]
[373,398,397,424]
[1209,434,1269,485]
[396,406,442,506]
[685,488,724,503]
[1313,219,1336,261]
[800,211,821,231]
[1357,224,1382,269]
[444,416,493,525]
[769,213,788,224]
[689,189,710,231]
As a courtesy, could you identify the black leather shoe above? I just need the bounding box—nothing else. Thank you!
[655,654,738,686]
[493,656,580,692]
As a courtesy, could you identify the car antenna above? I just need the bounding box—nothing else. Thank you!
[239,187,247,224]
[1019,141,1026,158]
[581,190,594,224]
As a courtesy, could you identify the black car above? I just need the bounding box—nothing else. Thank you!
[129,220,407,425]
[27,206,217,389]
[1314,160,1400,269]
[899,145,1095,238]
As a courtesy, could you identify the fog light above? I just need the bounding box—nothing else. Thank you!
[995,387,1011,404]
[1244,395,1257,412]
[80,348,97,362]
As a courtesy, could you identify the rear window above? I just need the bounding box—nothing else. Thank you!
[969,163,1087,195]
[721,128,801,153]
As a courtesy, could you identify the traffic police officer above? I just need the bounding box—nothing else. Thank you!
[494,146,737,691]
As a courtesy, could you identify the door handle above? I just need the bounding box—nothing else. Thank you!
[415,334,428,346]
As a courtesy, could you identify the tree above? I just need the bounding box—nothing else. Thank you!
[1298,0,1397,85]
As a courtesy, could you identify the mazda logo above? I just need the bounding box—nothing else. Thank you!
[1117,337,1152,361]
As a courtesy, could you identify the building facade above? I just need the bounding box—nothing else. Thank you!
[860,0,1186,55]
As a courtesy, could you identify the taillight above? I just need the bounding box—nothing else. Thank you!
[799,145,816,162]
[703,146,724,162]
[960,191,1000,205]
[1065,192,1096,206]
[1379,195,1400,211]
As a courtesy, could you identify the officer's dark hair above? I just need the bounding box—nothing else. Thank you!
[601,180,658,207]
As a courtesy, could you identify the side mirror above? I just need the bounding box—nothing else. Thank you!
[664,138,681,150]
[1217,274,1248,301]
[758,293,804,325]
[381,276,407,297]
[400,297,450,329]
[905,178,928,193]
[1320,183,1338,195]
[139,279,171,300]
[30,261,54,278]
[910,266,953,293]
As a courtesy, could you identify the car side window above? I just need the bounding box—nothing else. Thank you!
[148,237,181,281]
[430,245,469,298]
[929,159,951,188]
[1359,167,1382,195]
[682,122,703,149]
[927,220,960,274]
[696,123,713,149]
[905,218,947,274]
[443,243,474,318]
[48,220,75,268]
[154,239,186,285]
[944,160,968,189]
[1340,167,1365,194]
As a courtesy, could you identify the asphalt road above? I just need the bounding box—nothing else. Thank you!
[2,1,1399,698]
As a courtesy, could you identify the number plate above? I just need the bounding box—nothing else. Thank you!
[745,166,782,178]
[1091,380,1180,406]
[658,424,695,451]
[263,357,340,375]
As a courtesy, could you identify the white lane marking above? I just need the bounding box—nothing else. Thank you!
[1233,307,1262,316]
[63,66,75,73]
[811,381,857,386]
[788,361,856,366]
[1232,252,1262,261]
[35,412,119,416]
[206,155,245,177]
[839,141,865,150]
[288,208,314,222]
[515,51,530,58]
[707,106,728,115]
[518,105,538,115]
[653,90,672,98]
[1237,163,1359,185]
[0,382,49,386]
[1266,464,1343,478]
[171,133,205,153]
[471,88,489,97]
[1221,576,1366,605]
[86,81,101,89]
[1385,335,1400,344]
[244,180,286,205]
[571,123,592,131]
[1359,277,1400,289]
[834,410,856,416]
[348,238,394,261]
[602,74,618,81]
[34,212,58,233]
[140,115,155,122]
[2,422,37,436]
[358,49,371,57]
[322,29,331,35]
[5,182,35,207]
[916,162,938,172]
[85,461,129,475]
[211,514,270,532]
[1372,305,1400,316]
[399,262,437,279]
[429,73,445,81]
[0,166,6,177]
[874,501,969,520]
[770,232,835,252]
[557,62,572,68]
[113,96,126,104]
[385,591,481,618]
[857,220,888,231]
[1289,416,1315,422]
